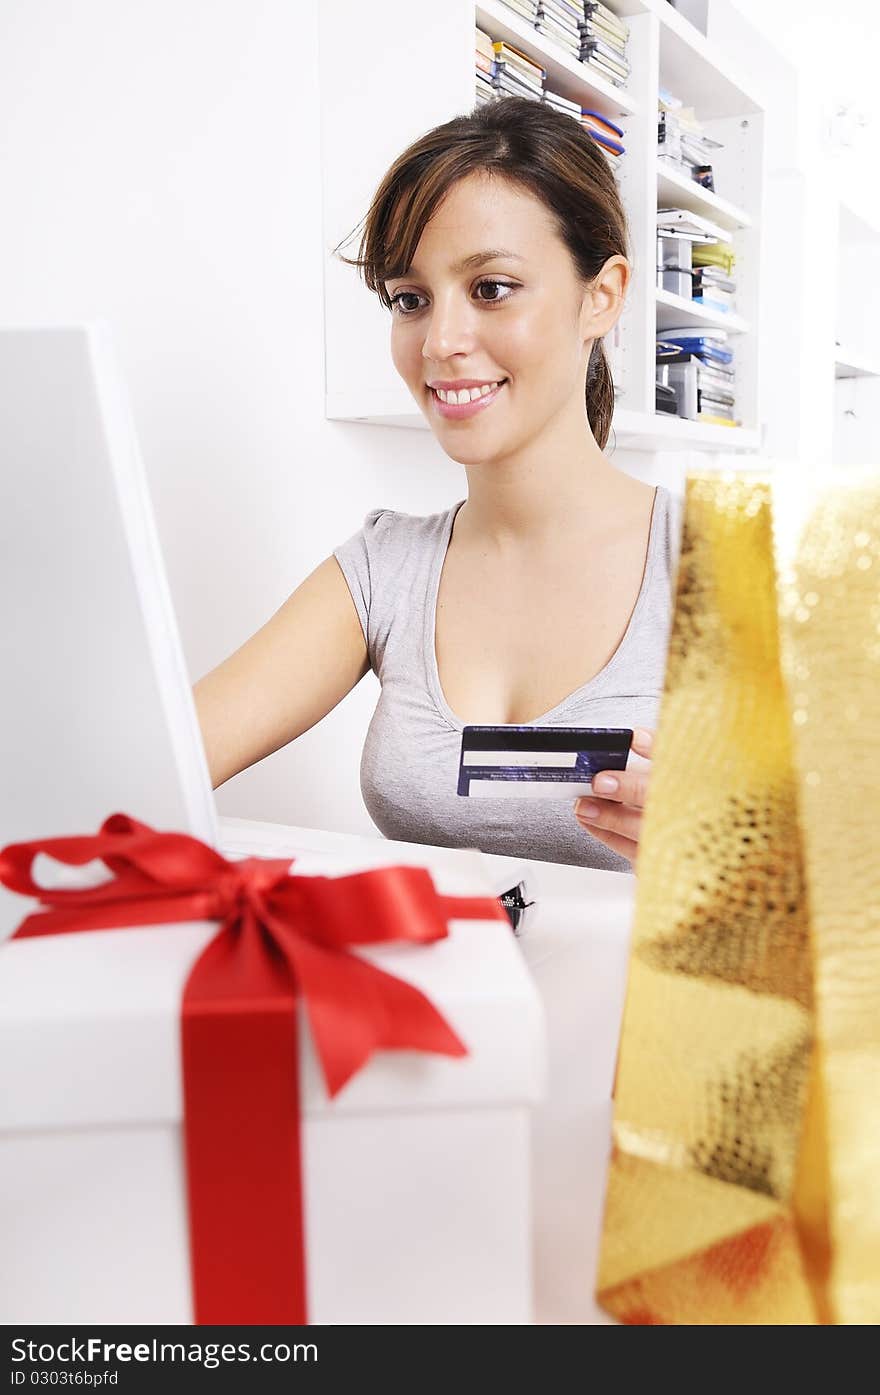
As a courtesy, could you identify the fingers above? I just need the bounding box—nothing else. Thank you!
[597,828,638,865]
[574,814,638,865]
[631,726,654,757]
[575,798,643,845]
[590,764,650,809]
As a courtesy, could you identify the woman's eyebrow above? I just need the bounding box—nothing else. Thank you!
[450,247,525,273]
[387,248,526,283]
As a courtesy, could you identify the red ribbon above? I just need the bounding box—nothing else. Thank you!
[0,811,507,1324]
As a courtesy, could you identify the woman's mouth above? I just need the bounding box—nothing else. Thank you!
[428,378,508,420]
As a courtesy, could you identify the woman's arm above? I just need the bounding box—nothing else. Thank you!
[192,556,369,789]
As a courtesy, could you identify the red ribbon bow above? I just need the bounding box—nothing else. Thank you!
[0,811,506,1323]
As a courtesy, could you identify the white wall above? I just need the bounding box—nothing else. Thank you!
[0,0,689,838]
[0,0,447,836]
[730,0,880,216]
[7,1,867,839]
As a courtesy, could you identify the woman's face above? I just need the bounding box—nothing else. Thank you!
[384,170,625,466]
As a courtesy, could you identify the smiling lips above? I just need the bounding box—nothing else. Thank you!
[428,378,508,418]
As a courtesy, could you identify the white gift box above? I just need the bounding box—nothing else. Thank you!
[0,835,545,1325]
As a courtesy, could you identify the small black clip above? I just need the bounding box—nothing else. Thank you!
[497,881,536,937]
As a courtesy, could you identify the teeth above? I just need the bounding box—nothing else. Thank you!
[435,381,504,404]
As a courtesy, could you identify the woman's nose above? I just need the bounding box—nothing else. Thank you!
[420,294,475,363]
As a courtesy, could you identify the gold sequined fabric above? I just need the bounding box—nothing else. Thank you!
[596,469,880,1325]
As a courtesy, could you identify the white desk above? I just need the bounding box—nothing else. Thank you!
[219,816,636,1325]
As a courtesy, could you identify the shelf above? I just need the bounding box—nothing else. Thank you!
[656,158,750,232]
[656,288,748,334]
[326,392,760,452]
[611,408,759,453]
[645,0,763,117]
[322,1,765,461]
[834,349,880,380]
[475,0,638,120]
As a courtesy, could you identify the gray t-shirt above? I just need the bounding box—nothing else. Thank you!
[333,485,683,872]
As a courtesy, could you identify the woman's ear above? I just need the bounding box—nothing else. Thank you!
[580,255,630,342]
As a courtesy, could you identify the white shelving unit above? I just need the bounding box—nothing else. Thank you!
[656,158,750,232]
[833,196,880,469]
[656,287,749,335]
[319,0,766,455]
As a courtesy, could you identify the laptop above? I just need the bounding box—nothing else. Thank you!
[0,323,526,937]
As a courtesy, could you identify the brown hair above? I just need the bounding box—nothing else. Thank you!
[335,95,630,450]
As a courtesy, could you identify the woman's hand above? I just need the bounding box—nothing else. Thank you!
[573,727,654,868]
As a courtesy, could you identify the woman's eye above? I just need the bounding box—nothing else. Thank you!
[387,292,423,318]
[389,280,515,316]
[475,279,513,304]
[389,291,424,315]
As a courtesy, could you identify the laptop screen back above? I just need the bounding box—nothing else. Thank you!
[0,322,218,935]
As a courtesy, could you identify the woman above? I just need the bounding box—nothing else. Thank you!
[194,97,682,872]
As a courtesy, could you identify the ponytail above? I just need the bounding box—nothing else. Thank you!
[586,339,614,451]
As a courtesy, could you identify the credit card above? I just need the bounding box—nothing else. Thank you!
[457,725,633,799]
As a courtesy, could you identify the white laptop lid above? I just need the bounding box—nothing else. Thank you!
[0,322,219,935]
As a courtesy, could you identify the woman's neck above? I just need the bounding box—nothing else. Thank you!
[456,413,650,551]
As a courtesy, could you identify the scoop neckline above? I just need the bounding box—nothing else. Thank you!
[424,485,665,733]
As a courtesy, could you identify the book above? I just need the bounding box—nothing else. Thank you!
[657,207,729,241]
[583,20,628,57]
[660,325,729,341]
[493,41,546,79]
[697,371,736,393]
[536,17,581,54]
[697,412,740,427]
[475,27,495,59]
[539,0,581,30]
[544,0,582,17]
[583,35,630,68]
[657,342,735,368]
[584,1,629,41]
[657,347,735,375]
[581,43,630,78]
[659,338,733,364]
[693,289,736,309]
[692,242,737,275]
[581,108,624,139]
[694,266,737,291]
[658,85,683,109]
[493,59,545,93]
[682,344,733,365]
[499,0,539,22]
[492,41,546,84]
[582,54,627,87]
[476,52,493,76]
[698,374,737,396]
[495,70,545,100]
[659,356,738,422]
[586,127,625,155]
[544,89,583,117]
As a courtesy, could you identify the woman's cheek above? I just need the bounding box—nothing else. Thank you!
[389,326,405,381]
[496,311,545,375]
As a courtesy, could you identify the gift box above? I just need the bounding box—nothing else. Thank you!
[0,820,545,1325]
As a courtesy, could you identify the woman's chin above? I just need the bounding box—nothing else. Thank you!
[438,440,504,468]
